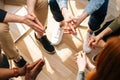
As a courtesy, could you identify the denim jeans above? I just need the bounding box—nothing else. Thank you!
[49,0,64,22]
[88,0,109,31]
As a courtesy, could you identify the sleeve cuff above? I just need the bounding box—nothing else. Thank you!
[0,9,7,22]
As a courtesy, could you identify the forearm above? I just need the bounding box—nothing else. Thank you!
[61,7,69,18]
[4,13,23,23]
[77,12,89,24]
[98,27,112,40]
[0,68,16,79]
[27,0,36,13]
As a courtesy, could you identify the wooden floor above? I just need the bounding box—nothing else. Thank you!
[4,0,120,80]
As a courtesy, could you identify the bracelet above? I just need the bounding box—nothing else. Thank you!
[13,68,19,77]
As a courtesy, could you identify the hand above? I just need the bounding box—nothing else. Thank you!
[72,17,80,28]
[18,64,27,76]
[29,13,45,33]
[88,36,101,49]
[21,14,45,35]
[25,58,45,80]
[74,51,87,72]
[63,11,77,35]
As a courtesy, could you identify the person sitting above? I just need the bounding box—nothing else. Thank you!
[74,37,120,80]
[0,44,45,80]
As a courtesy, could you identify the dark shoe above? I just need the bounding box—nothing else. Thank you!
[14,56,26,68]
[35,34,55,54]
[0,54,9,68]
[92,54,98,63]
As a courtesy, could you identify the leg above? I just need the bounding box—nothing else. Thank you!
[49,0,64,22]
[0,23,26,67]
[35,0,48,27]
[83,0,109,53]
[34,0,55,54]
[4,0,26,5]
[88,0,109,31]
[0,23,20,59]
[49,0,64,45]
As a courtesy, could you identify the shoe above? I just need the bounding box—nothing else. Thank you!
[83,32,95,53]
[35,34,55,54]
[0,54,9,68]
[51,25,64,45]
[92,54,98,63]
[14,56,26,68]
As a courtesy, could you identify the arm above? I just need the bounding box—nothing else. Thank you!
[27,0,36,14]
[77,71,85,80]
[56,0,77,34]
[88,16,120,48]
[2,8,44,34]
[74,51,87,80]
[26,0,45,34]
[0,67,26,79]
[76,0,105,26]
[95,16,120,41]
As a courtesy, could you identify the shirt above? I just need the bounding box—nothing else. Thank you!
[109,15,120,32]
[56,0,68,10]
[84,0,105,14]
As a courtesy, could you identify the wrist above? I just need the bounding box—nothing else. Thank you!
[78,67,85,72]
[12,67,19,77]
[97,35,103,41]
[62,8,68,17]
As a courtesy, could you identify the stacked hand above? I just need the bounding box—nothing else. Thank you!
[74,51,95,72]
[88,35,101,49]
[25,58,45,80]
[18,58,45,80]
[21,13,45,35]
[62,10,77,35]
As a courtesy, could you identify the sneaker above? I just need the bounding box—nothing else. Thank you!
[51,25,64,45]
[14,56,26,68]
[83,32,95,53]
[92,54,98,63]
[35,34,55,54]
[0,54,9,68]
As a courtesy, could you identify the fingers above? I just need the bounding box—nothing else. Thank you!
[34,18,45,33]
[74,51,86,62]
[27,59,43,69]
[25,14,45,34]
[30,59,45,75]
[68,22,77,34]
[88,37,96,49]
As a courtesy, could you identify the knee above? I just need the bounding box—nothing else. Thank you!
[35,0,48,9]
[0,23,9,34]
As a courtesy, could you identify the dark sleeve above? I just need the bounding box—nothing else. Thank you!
[0,9,7,22]
[77,71,85,80]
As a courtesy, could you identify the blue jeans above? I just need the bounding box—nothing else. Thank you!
[49,0,64,22]
[88,0,109,31]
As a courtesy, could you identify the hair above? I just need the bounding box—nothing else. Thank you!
[87,37,120,80]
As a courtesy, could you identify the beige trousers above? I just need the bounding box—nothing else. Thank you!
[0,0,48,59]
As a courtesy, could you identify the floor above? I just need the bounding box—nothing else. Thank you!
[3,0,120,80]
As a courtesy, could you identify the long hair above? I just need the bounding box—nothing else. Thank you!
[87,37,120,80]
